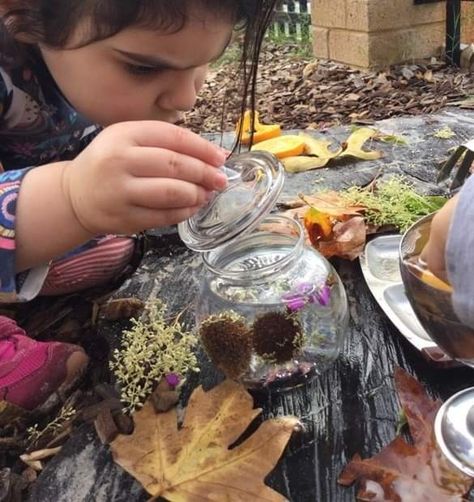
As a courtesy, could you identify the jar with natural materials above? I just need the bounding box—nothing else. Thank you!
[178,152,349,390]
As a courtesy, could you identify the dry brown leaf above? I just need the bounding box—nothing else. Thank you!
[278,193,367,260]
[300,192,366,219]
[110,380,298,501]
[98,297,145,321]
[339,367,474,501]
[317,217,367,260]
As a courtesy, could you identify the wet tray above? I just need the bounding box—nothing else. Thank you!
[360,234,457,367]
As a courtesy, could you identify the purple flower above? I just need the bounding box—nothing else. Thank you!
[282,282,331,312]
[284,297,306,312]
[312,285,331,307]
[165,373,181,388]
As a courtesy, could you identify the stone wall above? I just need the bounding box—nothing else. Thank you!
[312,0,445,68]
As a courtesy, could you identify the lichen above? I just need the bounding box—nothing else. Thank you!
[110,300,199,412]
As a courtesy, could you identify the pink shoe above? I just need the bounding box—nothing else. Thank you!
[0,317,89,413]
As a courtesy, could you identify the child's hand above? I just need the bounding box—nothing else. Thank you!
[420,195,459,282]
[62,121,228,235]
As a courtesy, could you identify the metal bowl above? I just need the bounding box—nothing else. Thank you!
[399,213,474,365]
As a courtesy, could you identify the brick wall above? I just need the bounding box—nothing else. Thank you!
[312,0,445,68]
[463,2,474,43]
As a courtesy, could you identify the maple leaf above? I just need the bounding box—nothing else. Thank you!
[338,367,474,501]
[110,380,298,501]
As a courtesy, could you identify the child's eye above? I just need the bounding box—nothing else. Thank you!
[124,63,163,76]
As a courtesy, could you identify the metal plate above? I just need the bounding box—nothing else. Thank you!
[360,234,457,367]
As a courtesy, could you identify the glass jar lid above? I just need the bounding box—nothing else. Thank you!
[178,151,284,251]
[434,387,474,477]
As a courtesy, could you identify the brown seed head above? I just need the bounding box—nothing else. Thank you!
[199,313,252,380]
[252,311,303,363]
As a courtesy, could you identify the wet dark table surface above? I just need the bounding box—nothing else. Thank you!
[31,110,474,501]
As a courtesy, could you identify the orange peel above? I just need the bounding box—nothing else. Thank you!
[251,135,306,159]
[236,110,281,145]
[420,270,453,293]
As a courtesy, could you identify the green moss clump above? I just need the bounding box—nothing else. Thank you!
[341,176,447,232]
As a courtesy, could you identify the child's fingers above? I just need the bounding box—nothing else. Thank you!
[126,205,204,232]
[118,121,227,167]
[127,147,228,191]
[127,178,213,210]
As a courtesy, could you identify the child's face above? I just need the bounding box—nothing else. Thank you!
[39,13,233,126]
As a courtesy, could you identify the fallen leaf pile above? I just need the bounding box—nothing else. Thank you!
[298,193,367,260]
[184,43,474,134]
[338,367,474,500]
[279,176,447,260]
[110,380,298,501]
[278,191,373,260]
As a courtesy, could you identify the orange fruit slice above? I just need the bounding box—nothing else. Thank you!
[420,270,453,293]
[236,111,282,145]
[251,135,306,159]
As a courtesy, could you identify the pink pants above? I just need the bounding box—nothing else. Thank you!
[39,236,135,296]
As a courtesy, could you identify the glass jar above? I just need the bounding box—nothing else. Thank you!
[179,151,349,390]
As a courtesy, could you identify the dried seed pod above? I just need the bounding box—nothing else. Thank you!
[151,390,179,413]
[99,298,145,321]
[199,313,252,380]
[252,311,304,363]
[94,408,119,444]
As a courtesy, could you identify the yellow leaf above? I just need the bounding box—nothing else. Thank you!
[340,127,383,160]
[282,155,330,173]
[110,380,298,501]
[298,133,342,159]
[304,207,334,246]
[251,135,306,159]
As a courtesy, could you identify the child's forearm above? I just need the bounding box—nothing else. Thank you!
[15,161,94,272]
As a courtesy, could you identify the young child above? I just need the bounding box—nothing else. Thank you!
[0,0,277,414]
[422,175,474,328]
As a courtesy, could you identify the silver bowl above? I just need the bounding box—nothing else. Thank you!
[399,213,474,366]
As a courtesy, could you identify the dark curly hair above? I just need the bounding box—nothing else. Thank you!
[0,0,278,142]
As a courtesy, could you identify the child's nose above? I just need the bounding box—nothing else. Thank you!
[158,69,199,112]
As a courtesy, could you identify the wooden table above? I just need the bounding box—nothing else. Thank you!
[30,110,474,501]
